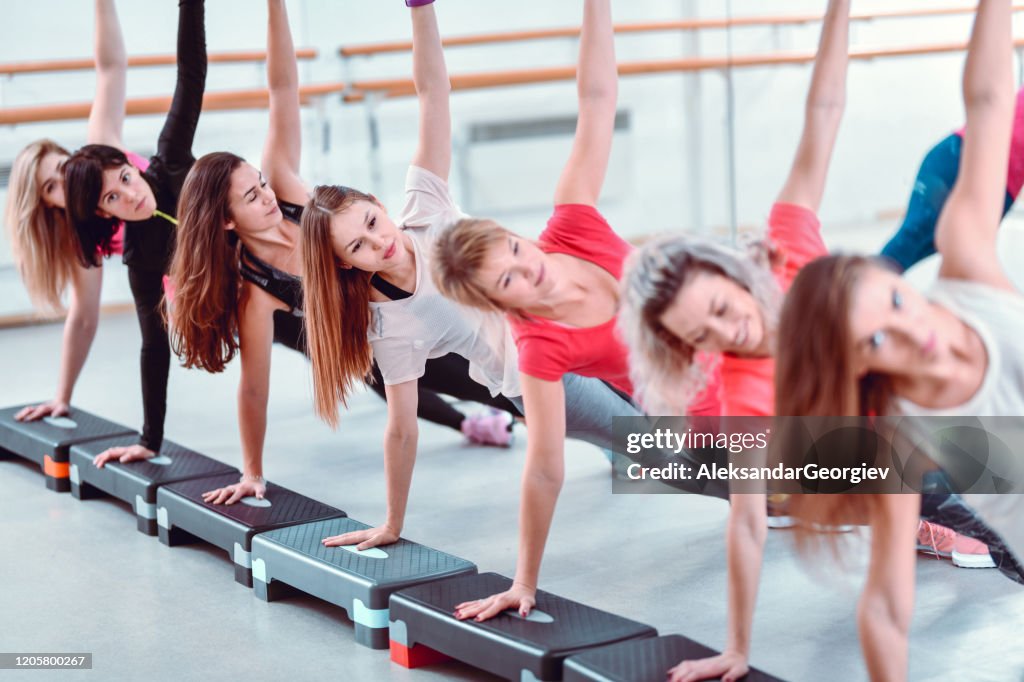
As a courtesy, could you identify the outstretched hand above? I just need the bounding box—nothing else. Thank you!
[667,650,750,682]
[15,400,70,422]
[322,525,400,551]
[93,444,156,468]
[202,479,267,505]
[453,582,537,622]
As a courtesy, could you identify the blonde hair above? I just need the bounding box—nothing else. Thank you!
[431,217,511,313]
[619,234,781,414]
[5,139,78,313]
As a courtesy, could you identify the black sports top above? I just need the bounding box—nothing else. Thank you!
[239,198,304,314]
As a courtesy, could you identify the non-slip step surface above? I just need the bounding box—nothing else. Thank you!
[156,472,347,586]
[255,517,477,599]
[252,517,477,648]
[563,634,787,682]
[0,403,136,465]
[69,436,238,535]
[159,472,346,531]
[70,435,236,491]
[389,572,657,680]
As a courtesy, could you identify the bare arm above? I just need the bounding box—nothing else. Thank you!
[935,0,1015,290]
[858,494,919,682]
[86,0,127,147]
[261,0,308,203]
[409,3,452,181]
[668,493,766,682]
[17,265,103,422]
[775,0,850,212]
[553,0,617,207]
[203,287,281,503]
[456,374,566,621]
[725,496,767,658]
[323,379,419,549]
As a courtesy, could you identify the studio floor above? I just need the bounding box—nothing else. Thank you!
[3,220,1024,682]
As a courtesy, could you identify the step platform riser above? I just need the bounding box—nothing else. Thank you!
[388,572,657,680]
[250,517,476,650]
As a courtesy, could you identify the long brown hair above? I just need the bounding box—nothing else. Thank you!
[300,185,375,428]
[168,152,245,373]
[5,139,78,313]
[774,254,898,543]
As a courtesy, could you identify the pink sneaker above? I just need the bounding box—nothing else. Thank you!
[916,520,995,569]
[766,494,796,530]
[461,410,513,448]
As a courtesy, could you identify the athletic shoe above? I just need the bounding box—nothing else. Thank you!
[766,494,797,529]
[461,410,513,447]
[916,520,996,569]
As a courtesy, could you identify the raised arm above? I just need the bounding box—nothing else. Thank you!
[775,0,850,212]
[408,2,452,181]
[261,0,307,203]
[322,380,420,549]
[553,0,616,207]
[935,0,1016,290]
[455,375,567,621]
[86,0,128,147]
[154,0,207,168]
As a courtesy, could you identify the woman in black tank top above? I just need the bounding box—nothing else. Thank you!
[168,0,518,505]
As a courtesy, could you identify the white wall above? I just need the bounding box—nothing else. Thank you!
[1,1,1019,311]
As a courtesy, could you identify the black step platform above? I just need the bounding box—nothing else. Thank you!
[388,572,657,681]
[251,517,477,649]
[68,435,237,536]
[563,634,787,682]
[0,404,136,492]
[155,472,346,587]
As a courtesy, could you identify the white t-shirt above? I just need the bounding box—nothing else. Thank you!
[367,166,521,398]
[898,278,1024,416]
[898,278,1024,565]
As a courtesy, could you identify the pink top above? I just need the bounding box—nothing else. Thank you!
[719,202,827,416]
[510,204,635,396]
[955,86,1024,198]
[105,150,151,257]
[510,203,721,416]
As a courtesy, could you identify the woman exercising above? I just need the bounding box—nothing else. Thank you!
[168,0,515,505]
[62,0,208,467]
[775,1,1023,677]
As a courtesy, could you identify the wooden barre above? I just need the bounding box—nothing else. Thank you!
[0,82,346,125]
[0,48,318,77]
[344,38,1024,99]
[339,4,1024,57]
[5,37,1023,123]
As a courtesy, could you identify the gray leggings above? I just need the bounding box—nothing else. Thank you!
[509,373,729,499]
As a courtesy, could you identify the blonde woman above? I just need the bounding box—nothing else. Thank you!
[7,0,141,424]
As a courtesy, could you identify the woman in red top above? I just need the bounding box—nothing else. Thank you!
[432,0,720,623]
[618,5,842,680]
[619,2,1007,680]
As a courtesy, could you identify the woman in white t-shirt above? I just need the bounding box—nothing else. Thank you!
[775,1,1024,678]
[298,0,641,551]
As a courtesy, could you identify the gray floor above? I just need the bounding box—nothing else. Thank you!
[2,309,1024,682]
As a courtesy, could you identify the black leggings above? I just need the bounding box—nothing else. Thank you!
[270,312,520,432]
[366,353,522,431]
[128,267,171,452]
